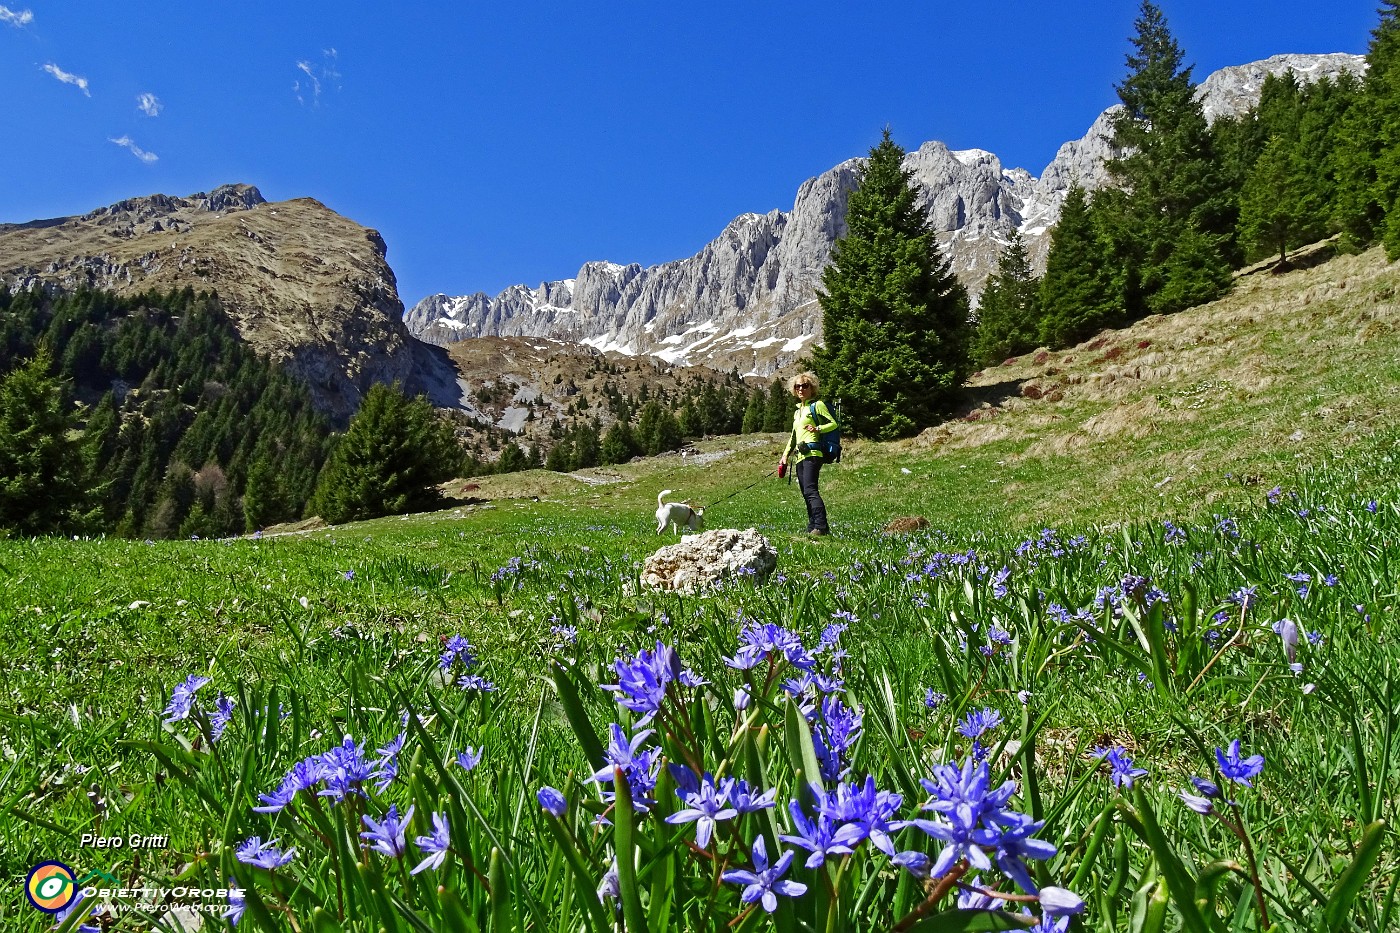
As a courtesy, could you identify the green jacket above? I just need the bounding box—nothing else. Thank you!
[782,399,838,464]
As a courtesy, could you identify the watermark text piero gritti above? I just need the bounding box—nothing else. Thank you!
[79,832,170,849]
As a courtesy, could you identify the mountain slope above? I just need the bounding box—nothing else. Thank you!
[406,53,1366,376]
[435,243,1399,536]
[0,184,461,420]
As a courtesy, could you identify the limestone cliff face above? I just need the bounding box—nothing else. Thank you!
[0,184,460,419]
[407,53,1366,375]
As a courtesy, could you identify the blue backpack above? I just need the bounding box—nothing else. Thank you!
[809,402,842,463]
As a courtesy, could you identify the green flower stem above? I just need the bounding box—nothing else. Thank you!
[1219,808,1271,929]
[822,854,851,933]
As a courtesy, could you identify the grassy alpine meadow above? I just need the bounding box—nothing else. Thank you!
[5,253,1400,931]
[3,437,1400,932]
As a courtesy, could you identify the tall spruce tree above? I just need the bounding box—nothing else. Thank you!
[1238,135,1319,264]
[813,129,971,439]
[1108,1,1232,314]
[1365,0,1400,256]
[1038,186,1120,347]
[0,346,97,536]
[309,382,464,524]
[970,230,1042,365]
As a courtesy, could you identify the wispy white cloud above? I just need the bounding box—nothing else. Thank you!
[293,48,340,107]
[109,135,158,164]
[43,62,90,96]
[136,92,163,116]
[0,5,34,27]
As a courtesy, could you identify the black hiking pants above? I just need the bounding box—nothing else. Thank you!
[796,458,829,534]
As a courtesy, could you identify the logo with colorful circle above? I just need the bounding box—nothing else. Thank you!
[25,861,77,913]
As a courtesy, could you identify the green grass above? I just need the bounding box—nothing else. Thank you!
[4,249,1400,931]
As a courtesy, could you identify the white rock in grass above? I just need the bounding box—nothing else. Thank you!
[641,528,777,594]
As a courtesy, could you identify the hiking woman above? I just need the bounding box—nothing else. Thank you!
[778,371,838,536]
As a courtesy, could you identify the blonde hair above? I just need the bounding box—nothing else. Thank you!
[787,371,820,394]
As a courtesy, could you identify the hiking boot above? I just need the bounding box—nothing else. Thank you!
[808,529,829,537]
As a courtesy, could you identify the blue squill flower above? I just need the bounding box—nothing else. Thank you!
[163,674,211,723]
[411,812,451,874]
[958,707,1003,740]
[721,836,807,913]
[898,757,1017,878]
[210,694,236,741]
[781,797,861,868]
[817,776,903,856]
[1093,746,1148,789]
[987,810,1057,892]
[1039,886,1086,916]
[1215,739,1264,787]
[439,635,475,670]
[361,804,415,858]
[664,773,737,848]
[601,641,679,723]
[724,777,777,814]
[590,724,659,811]
[537,786,567,818]
[235,836,296,869]
[319,736,373,801]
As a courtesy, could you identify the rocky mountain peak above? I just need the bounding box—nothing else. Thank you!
[404,53,1366,377]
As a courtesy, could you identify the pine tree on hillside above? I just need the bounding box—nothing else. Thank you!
[970,230,1042,365]
[1239,135,1321,265]
[601,421,638,464]
[572,421,601,469]
[1108,1,1232,314]
[741,387,765,433]
[0,346,98,536]
[763,378,788,432]
[813,129,971,440]
[1038,187,1120,348]
[243,454,293,531]
[545,439,573,472]
[636,400,682,456]
[1363,0,1400,256]
[497,441,529,474]
[309,382,464,524]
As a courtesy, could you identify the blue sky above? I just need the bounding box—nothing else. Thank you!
[1,1,1381,310]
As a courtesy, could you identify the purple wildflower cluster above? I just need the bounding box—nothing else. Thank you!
[722,836,808,913]
[602,641,680,724]
[897,757,1061,894]
[665,767,776,847]
[1013,528,1083,563]
[163,674,210,723]
[439,634,496,692]
[958,706,1004,761]
[253,733,398,812]
[590,723,662,813]
[235,835,297,870]
[161,673,238,745]
[568,635,1079,919]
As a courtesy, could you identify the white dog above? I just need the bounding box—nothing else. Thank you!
[655,489,705,534]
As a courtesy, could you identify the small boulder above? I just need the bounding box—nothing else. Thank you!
[641,528,776,594]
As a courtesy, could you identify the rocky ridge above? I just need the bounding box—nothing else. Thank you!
[406,53,1366,376]
[0,183,461,420]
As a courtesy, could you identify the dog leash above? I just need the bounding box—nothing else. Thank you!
[700,469,778,512]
